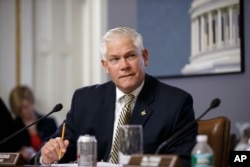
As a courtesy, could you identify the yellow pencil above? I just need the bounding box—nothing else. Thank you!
[59,122,66,159]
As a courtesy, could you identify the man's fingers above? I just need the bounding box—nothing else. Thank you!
[56,138,67,153]
[64,139,69,146]
[41,145,58,164]
[41,137,67,164]
[59,140,70,159]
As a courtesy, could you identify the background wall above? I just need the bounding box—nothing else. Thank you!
[107,0,137,29]
[0,0,33,112]
[106,0,250,137]
[0,0,17,107]
[0,0,107,124]
[162,0,250,136]
[138,0,192,77]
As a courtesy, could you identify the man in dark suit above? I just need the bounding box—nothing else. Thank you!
[36,27,197,165]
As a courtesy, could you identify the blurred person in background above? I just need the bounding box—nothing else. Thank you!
[7,85,57,162]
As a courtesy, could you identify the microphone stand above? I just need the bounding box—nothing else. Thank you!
[155,98,220,154]
[126,98,221,167]
[0,103,63,145]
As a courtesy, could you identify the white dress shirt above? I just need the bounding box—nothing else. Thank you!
[110,80,145,152]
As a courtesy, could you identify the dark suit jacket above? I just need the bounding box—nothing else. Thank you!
[46,74,197,164]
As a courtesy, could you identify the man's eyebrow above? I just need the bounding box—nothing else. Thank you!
[108,50,136,57]
[125,51,136,55]
[107,54,119,58]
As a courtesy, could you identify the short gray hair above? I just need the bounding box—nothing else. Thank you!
[100,27,144,58]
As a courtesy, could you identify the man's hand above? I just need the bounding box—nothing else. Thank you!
[41,137,69,164]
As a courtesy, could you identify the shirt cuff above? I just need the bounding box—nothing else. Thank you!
[39,156,49,166]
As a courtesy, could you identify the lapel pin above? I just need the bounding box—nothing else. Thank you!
[141,110,146,116]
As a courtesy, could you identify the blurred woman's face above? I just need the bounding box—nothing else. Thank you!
[20,100,34,120]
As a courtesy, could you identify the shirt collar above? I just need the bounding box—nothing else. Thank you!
[116,80,145,102]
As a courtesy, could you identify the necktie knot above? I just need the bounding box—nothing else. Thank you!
[124,94,134,105]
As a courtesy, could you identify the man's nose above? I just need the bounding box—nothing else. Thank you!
[120,58,129,69]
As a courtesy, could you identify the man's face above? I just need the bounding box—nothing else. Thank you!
[101,35,148,94]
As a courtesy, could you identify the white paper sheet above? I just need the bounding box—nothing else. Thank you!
[48,162,119,167]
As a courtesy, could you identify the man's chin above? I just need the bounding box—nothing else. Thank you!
[118,83,137,93]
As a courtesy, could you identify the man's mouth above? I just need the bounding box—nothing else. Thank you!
[120,74,133,79]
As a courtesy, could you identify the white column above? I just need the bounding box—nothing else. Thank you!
[196,18,200,54]
[224,11,229,45]
[232,6,237,45]
[34,0,54,111]
[65,0,72,44]
[33,0,108,124]
[229,6,233,45]
[217,9,222,48]
[208,12,213,49]
[204,15,208,51]
[21,0,34,87]
[82,0,107,86]
[191,20,195,56]
[82,0,91,86]
[194,19,198,55]
[235,6,240,45]
[201,15,205,52]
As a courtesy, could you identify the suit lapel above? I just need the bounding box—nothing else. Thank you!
[129,75,155,126]
[129,101,153,126]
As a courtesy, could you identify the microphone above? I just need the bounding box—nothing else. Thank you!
[0,103,63,145]
[155,98,221,154]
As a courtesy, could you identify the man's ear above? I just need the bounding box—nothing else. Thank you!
[142,49,149,66]
[101,59,109,74]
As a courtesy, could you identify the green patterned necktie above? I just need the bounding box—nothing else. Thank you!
[110,94,135,164]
